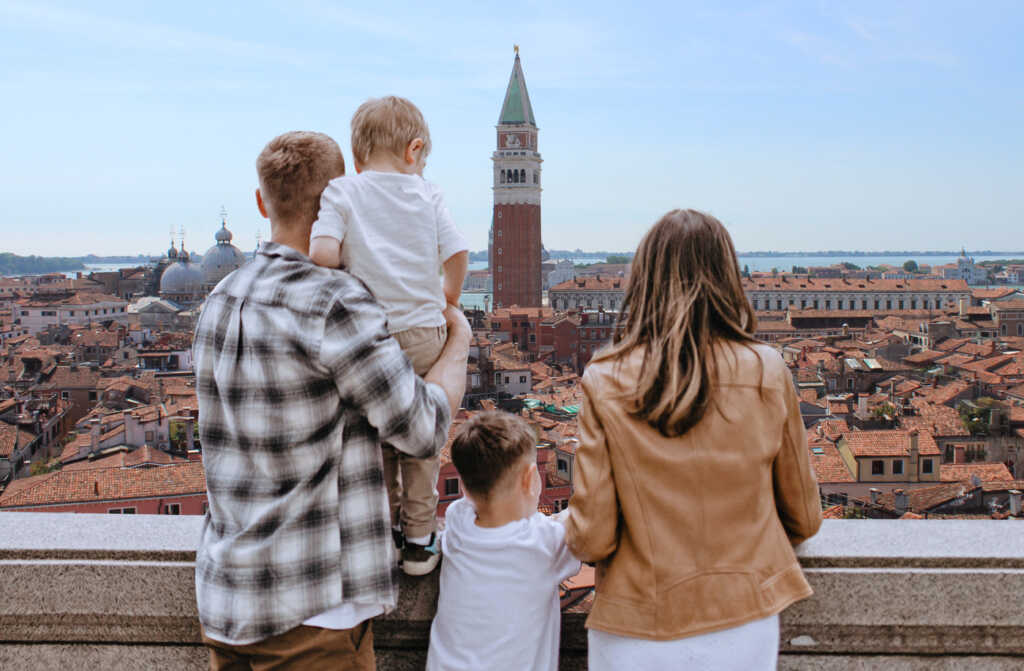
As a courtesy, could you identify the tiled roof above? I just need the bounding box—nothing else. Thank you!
[960,354,1017,374]
[972,288,1019,300]
[875,482,978,513]
[936,353,975,368]
[0,422,39,458]
[935,338,971,352]
[919,380,971,406]
[550,276,625,292]
[842,429,941,457]
[808,443,854,483]
[62,445,190,472]
[903,398,969,437]
[956,342,996,357]
[903,350,945,365]
[940,462,1014,483]
[743,278,969,292]
[0,461,206,508]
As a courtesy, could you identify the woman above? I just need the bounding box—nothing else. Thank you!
[565,209,822,670]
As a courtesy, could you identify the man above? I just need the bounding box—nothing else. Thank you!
[194,131,469,669]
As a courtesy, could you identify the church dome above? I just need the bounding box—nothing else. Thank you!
[167,242,178,259]
[215,222,233,243]
[159,258,203,296]
[202,222,246,288]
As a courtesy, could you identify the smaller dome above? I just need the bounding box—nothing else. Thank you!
[160,259,203,295]
[167,242,178,259]
[179,249,190,262]
[215,222,233,243]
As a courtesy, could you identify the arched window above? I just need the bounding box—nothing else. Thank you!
[512,170,519,184]
[500,170,506,184]
[520,169,526,183]
[534,172,538,184]
[1018,324,1023,336]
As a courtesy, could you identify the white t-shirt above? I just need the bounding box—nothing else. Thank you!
[427,497,581,671]
[310,171,469,334]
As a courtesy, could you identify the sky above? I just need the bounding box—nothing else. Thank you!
[1,1,1022,257]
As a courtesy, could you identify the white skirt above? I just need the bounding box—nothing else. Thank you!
[588,614,779,671]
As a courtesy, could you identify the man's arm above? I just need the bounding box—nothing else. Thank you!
[425,304,470,418]
[320,285,455,458]
[442,251,469,308]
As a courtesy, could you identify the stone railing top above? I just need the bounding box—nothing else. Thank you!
[0,514,1021,568]
[0,512,204,561]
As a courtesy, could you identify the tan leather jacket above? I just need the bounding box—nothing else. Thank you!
[565,341,822,640]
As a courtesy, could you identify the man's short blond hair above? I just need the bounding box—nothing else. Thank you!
[256,131,345,225]
[350,96,431,165]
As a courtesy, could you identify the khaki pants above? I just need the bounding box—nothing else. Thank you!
[384,324,446,538]
[202,620,373,671]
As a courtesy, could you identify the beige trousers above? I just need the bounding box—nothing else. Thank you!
[384,324,446,538]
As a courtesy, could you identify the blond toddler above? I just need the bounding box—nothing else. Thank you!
[310,96,469,575]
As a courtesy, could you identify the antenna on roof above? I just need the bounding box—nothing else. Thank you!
[219,205,228,225]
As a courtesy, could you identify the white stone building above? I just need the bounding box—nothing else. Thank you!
[742,277,971,313]
[14,293,129,335]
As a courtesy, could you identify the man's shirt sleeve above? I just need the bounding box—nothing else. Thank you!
[318,284,451,458]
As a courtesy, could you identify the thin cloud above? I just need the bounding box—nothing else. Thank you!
[0,1,308,66]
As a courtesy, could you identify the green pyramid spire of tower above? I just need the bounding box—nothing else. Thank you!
[498,50,536,126]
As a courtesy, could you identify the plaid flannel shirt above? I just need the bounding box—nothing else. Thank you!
[194,242,450,645]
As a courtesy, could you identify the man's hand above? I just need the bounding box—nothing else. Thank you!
[443,303,471,345]
[426,305,471,417]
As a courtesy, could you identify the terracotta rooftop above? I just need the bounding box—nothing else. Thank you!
[743,278,969,293]
[808,443,855,483]
[940,462,1014,483]
[0,422,39,458]
[875,482,978,514]
[842,429,941,457]
[0,461,206,509]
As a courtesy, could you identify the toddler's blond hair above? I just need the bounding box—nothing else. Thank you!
[350,96,431,165]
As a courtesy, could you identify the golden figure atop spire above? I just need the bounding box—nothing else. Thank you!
[514,44,519,55]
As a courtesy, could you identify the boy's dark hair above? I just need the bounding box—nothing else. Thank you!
[451,411,536,499]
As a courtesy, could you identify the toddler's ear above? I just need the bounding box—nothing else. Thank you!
[405,138,425,166]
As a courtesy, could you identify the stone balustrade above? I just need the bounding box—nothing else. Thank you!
[0,514,1021,670]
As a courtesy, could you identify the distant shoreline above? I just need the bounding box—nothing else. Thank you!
[734,251,1024,258]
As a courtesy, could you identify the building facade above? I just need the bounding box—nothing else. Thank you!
[743,277,971,313]
[549,276,626,312]
[491,50,542,309]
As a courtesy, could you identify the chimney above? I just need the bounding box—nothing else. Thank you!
[90,418,101,453]
[1009,490,1022,516]
[959,298,968,317]
[869,488,880,505]
[894,489,909,513]
[907,430,920,482]
[858,395,867,417]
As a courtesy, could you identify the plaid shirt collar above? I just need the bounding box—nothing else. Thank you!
[194,244,450,644]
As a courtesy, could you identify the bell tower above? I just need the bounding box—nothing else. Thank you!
[491,47,542,308]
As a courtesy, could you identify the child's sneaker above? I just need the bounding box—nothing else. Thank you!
[392,528,405,566]
[401,532,441,576]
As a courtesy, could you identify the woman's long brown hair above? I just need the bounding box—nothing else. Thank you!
[591,209,760,437]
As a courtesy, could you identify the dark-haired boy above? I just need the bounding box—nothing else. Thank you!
[426,411,580,671]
